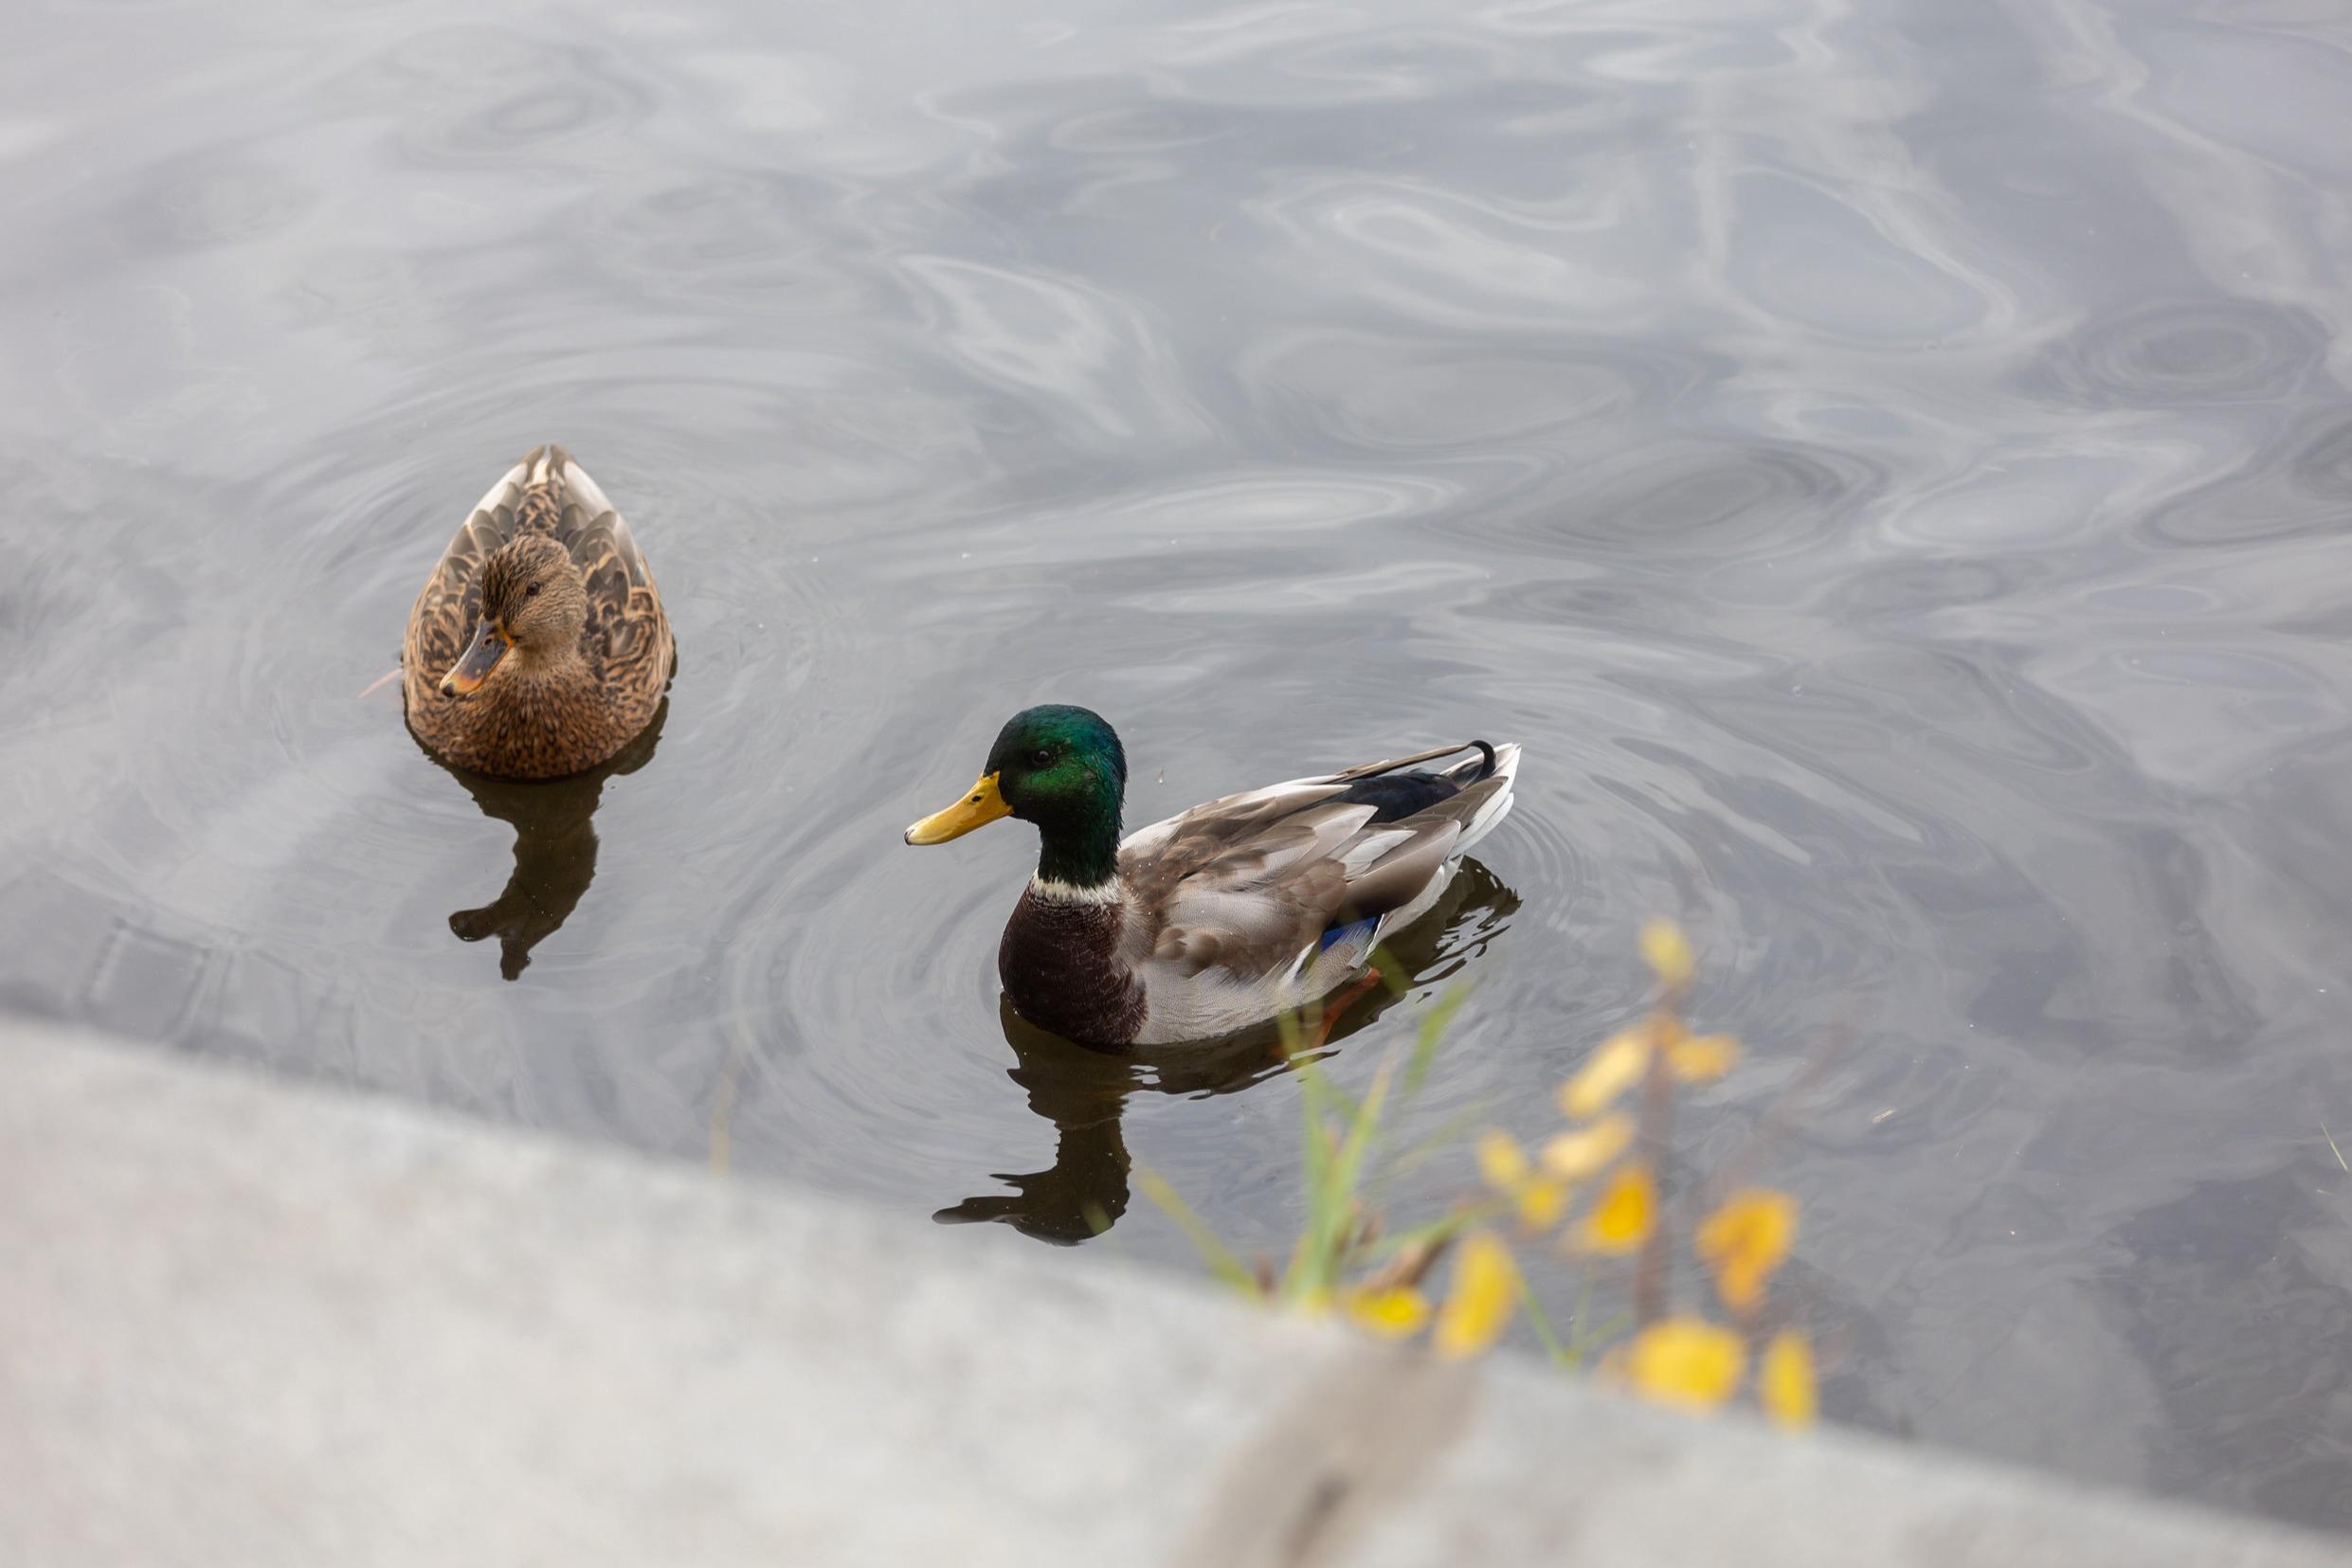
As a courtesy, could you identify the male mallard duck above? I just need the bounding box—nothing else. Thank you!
[904,705,1519,1046]
[403,444,674,780]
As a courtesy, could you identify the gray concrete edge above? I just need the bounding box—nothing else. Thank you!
[2,1018,2343,1568]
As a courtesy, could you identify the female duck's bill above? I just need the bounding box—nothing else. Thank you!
[440,619,511,696]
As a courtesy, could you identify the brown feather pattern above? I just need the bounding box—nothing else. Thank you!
[402,444,674,780]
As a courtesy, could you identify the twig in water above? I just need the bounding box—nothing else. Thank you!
[708,1027,752,1175]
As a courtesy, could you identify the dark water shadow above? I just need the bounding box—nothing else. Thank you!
[418,697,668,981]
[934,857,1520,1244]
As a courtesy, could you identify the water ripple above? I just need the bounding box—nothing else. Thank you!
[2027,298,2326,407]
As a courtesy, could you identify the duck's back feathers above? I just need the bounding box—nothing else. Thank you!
[1106,741,1518,1043]
[556,458,668,721]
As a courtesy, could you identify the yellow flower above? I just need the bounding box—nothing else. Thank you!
[1577,1162,1656,1253]
[1475,1128,1530,1190]
[1560,1029,1649,1120]
[1624,1317,1745,1411]
[1639,918,1694,990]
[1433,1231,1517,1360]
[1668,1034,1740,1083]
[1516,1177,1568,1230]
[1475,1130,1568,1231]
[1760,1330,1818,1428]
[1540,1113,1635,1181]
[1696,1188,1798,1314]
[1343,1286,1433,1339]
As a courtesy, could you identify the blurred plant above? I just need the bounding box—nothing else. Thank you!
[1142,919,1818,1429]
[1135,980,1484,1331]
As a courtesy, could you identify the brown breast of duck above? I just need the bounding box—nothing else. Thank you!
[997,886,1147,1047]
[425,666,634,781]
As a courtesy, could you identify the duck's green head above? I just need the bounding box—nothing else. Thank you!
[904,705,1128,887]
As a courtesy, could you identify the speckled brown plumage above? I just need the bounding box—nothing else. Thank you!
[403,445,674,781]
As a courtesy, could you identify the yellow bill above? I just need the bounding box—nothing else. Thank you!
[905,772,1010,844]
[440,619,511,696]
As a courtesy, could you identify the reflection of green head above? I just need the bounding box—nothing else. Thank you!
[985,705,1129,887]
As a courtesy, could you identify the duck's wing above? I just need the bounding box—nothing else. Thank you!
[403,453,539,686]
[539,445,671,702]
[1122,741,1521,989]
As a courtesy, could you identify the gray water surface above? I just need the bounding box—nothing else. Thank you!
[6,0,2352,1531]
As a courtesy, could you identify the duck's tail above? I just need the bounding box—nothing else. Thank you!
[1447,739,1500,784]
[1448,741,1519,856]
[1333,738,1499,784]
[509,443,624,532]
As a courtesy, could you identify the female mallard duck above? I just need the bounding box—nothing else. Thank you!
[905,705,1519,1046]
[403,444,674,780]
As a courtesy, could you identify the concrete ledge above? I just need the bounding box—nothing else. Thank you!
[2,1020,2342,1567]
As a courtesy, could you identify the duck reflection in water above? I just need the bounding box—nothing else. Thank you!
[935,857,1520,1244]
[423,698,668,980]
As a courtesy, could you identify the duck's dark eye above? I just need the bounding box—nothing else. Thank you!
[1029,748,1053,767]
[525,581,542,598]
